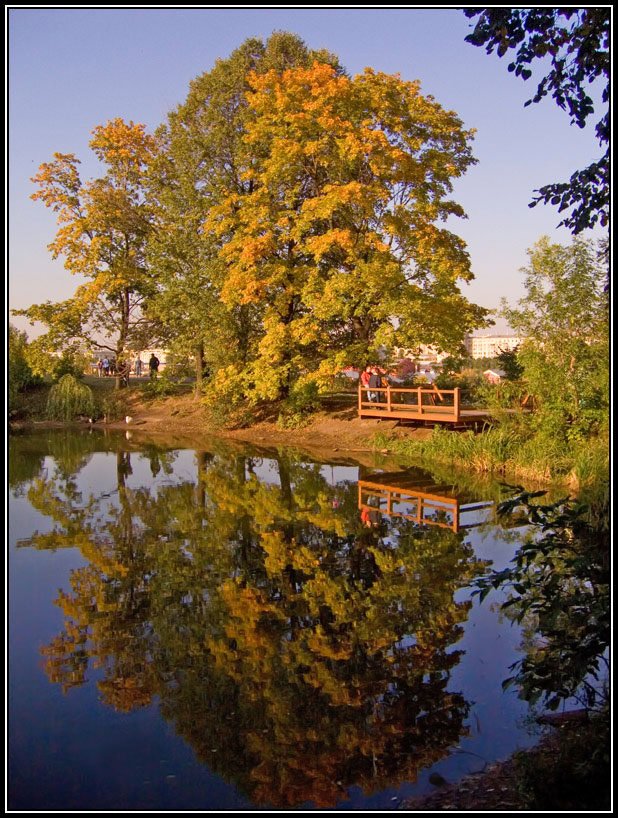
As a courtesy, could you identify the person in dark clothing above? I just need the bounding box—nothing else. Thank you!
[149,354,160,379]
[369,367,382,403]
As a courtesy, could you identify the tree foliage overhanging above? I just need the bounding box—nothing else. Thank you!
[463,8,609,234]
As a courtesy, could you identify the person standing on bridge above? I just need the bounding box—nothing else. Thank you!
[369,366,383,403]
[360,366,373,402]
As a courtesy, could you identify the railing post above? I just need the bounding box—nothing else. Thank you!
[386,383,391,414]
[358,383,362,416]
[417,387,422,416]
[454,387,460,422]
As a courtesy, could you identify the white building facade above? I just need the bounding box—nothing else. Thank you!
[392,344,452,366]
[463,335,526,359]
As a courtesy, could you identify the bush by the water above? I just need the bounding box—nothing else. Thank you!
[46,375,95,421]
[8,324,42,413]
[277,381,321,429]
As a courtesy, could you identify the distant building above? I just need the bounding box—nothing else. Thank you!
[483,369,507,384]
[392,344,452,367]
[464,335,526,359]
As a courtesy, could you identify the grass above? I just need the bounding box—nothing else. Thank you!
[374,426,521,474]
[372,423,609,492]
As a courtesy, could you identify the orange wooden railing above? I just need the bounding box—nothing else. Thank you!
[358,384,461,422]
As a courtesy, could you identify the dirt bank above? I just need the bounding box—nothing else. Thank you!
[12,388,432,464]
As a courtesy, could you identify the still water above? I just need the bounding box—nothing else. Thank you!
[8,430,541,811]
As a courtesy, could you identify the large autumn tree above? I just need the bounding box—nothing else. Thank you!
[147,33,341,391]
[207,61,490,402]
[15,119,158,387]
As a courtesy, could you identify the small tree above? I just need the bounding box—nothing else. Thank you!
[15,119,159,390]
[8,324,40,411]
[502,236,609,445]
[496,347,524,381]
[46,375,95,421]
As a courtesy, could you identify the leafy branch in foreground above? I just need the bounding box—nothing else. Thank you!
[463,8,609,233]
[473,488,609,711]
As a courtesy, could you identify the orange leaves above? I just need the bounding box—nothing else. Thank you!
[304,229,354,261]
[203,56,484,397]
[27,117,156,360]
[89,118,156,173]
[30,153,82,215]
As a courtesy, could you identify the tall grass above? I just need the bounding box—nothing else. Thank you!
[567,438,610,493]
[374,423,609,490]
[379,426,521,475]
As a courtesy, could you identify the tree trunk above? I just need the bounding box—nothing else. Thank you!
[195,342,205,394]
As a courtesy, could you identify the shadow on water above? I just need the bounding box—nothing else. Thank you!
[8,430,609,810]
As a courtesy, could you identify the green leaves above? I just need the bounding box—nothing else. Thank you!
[472,489,609,709]
[464,9,609,233]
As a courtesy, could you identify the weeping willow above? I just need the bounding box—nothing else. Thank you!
[46,375,95,421]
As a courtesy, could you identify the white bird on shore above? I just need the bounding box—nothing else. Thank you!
[125,415,133,424]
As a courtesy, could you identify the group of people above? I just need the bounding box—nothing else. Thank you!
[360,365,387,403]
[96,353,160,380]
[360,363,437,403]
[97,357,116,377]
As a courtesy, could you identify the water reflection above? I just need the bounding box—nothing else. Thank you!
[358,471,495,532]
[14,438,491,808]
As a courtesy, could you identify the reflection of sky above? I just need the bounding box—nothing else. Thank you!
[8,442,546,810]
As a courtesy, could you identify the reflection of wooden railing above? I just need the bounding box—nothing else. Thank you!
[358,479,494,533]
[358,384,461,422]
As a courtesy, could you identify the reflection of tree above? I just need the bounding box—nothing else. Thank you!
[22,447,486,808]
[8,431,97,494]
[26,448,159,711]
[8,440,45,496]
[138,444,177,479]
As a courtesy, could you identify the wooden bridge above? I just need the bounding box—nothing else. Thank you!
[358,384,491,426]
[358,474,494,533]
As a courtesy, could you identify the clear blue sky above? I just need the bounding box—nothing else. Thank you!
[7,6,605,338]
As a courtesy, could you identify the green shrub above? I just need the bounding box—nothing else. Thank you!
[53,350,88,381]
[201,372,256,430]
[141,372,180,398]
[8,325,42,412]
[277,382,320,429]
[46,375,95,421]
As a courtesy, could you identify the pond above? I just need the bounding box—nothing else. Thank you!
[8,429,560,811]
